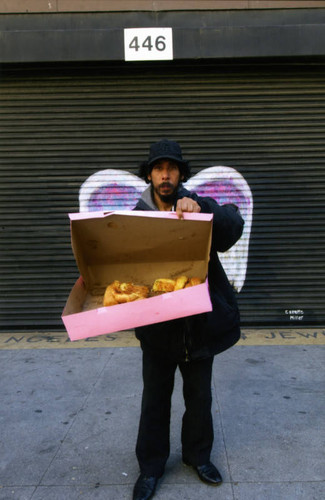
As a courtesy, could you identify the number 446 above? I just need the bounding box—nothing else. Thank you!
[129,35,166,52]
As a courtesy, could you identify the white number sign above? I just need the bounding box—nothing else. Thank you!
[124,28,173,61]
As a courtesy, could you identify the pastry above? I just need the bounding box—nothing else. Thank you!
[103,280,149,307]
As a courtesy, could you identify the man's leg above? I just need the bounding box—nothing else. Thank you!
[179,356,214,466]
[135,348,177,477]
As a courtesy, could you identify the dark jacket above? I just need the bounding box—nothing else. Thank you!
[134,185,245,362]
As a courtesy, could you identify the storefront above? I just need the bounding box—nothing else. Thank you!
[1,8,324,330]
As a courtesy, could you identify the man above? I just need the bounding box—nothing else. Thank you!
[133,139,244,500]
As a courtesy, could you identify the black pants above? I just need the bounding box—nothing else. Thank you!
[136,348,214,477]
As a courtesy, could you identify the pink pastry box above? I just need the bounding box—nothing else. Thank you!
[62,210,213,341]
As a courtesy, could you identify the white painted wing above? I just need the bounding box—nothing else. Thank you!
[79,169,147,212]
[186,166,253,292]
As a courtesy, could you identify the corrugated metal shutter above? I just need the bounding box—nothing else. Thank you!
[0,60,324,330]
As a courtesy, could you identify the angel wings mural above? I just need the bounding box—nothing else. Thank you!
[79,166,253,293]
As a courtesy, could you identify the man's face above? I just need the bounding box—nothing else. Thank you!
[148,159,183,204]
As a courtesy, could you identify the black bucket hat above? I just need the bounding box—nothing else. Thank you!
[148,139,187,166]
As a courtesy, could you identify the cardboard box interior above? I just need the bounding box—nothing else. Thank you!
[67,211,212,314]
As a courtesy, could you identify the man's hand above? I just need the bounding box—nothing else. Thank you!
[176,197,201,219]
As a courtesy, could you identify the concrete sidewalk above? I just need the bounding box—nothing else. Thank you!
[0,341,324,499]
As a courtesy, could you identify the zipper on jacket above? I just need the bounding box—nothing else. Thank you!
[184,334,190,362]
[183,319,192,362]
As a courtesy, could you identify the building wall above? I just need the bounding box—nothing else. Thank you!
[1,0,325,13]
[1,59,325,330]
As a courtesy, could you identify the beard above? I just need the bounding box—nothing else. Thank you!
[151,182,179,204]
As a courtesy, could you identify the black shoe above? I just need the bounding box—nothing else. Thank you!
[184,460,222,486]
[133,474,159,500]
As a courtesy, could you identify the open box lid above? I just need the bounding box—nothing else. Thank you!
[69,210,213,290]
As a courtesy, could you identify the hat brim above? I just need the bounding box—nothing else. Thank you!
[148,155,188,166]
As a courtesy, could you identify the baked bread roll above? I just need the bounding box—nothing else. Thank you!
[174,275,189,290]
[152,278,176,293]
[152,276,202,293]
[185,277,202,288]
[103,285,119,307]
[103,280,149,307]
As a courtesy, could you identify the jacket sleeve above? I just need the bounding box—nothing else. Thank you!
[190,193,245,253]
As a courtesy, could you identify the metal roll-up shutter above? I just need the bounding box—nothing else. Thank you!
[0,60,324,330]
